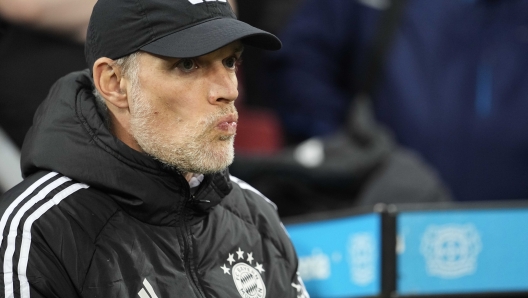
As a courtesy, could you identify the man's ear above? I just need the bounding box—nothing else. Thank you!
[92,57,129,109]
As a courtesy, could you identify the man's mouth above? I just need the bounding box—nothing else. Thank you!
[216,114,238,134]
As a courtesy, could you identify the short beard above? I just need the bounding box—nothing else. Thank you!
[128,71,236,175]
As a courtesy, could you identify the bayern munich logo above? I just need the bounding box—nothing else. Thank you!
[220,247,266,298]
[232,263,266,298]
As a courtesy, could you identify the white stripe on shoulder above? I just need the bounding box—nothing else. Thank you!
[3,176,74,298]
[0,172,58,245]
[138,289,151,298]
[143,279,159,298]
[18,183,89,298]
[229,175,277,210]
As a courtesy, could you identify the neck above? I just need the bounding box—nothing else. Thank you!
[184,172,194,182]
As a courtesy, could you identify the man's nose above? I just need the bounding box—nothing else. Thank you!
[207,65,239,105]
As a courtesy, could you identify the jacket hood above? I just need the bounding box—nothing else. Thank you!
[21,70,232,225]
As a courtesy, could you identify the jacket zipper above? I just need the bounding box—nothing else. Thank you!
[179,189,207,298]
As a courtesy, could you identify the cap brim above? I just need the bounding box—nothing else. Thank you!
[140,18,281,58]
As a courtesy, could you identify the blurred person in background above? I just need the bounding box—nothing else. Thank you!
[0,0,96,148]
[266,0,528,203]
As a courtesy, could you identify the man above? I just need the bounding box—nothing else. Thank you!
[0,0,309,297]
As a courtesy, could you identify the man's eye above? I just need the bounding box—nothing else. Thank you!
[223,57,240,70]
[177,59,197,72]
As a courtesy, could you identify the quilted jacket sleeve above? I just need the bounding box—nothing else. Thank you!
[0,173,91,298]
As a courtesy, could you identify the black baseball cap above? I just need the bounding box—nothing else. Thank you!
[85,0,282,69]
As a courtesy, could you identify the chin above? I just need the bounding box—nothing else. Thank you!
[177,141,234,174]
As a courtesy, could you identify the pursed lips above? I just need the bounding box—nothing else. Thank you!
[216,114,238,134]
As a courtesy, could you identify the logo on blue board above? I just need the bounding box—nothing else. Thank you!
[348,233,376,286]
[420,224,482,279]
[298,249,331,281]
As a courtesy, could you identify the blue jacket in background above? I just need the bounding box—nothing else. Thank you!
[267,0,528,202]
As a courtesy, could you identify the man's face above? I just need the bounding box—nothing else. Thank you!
[127,41,243,175]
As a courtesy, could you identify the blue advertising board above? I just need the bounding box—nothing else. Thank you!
[397,208,528,295]
[285,213,381,298]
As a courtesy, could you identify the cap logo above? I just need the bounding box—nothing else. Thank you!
[189,0,227,4]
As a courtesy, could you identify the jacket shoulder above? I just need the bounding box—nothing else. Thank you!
[224,176,295,258]
[226,175,278,220]
[0,171,119,241]
[0,170,119,296]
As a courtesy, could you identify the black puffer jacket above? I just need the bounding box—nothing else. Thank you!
[0,70,309,298]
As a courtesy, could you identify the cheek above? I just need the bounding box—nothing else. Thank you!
[141,75,210,123]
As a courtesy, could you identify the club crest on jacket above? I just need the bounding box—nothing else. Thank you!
[220,247,266,298]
